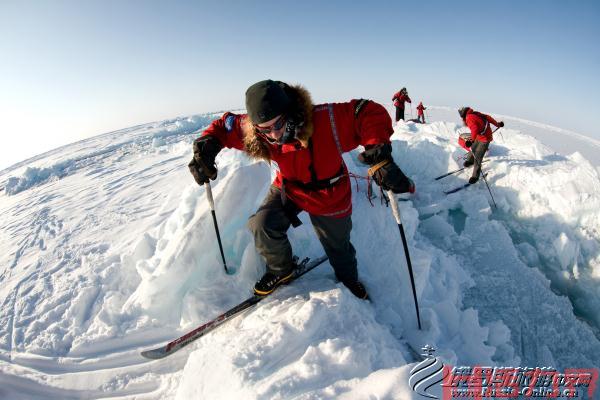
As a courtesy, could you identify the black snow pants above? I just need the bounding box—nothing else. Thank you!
[247,186,358,283]
[395,106,405,122]
[464,140,490,180]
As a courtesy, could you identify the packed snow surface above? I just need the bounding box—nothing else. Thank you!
[1,107,599,399]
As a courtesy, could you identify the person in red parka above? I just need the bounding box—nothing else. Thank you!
[188,80,415,299]
[392,87,412,122]
[458,107,504,183]
[416,102,426,123]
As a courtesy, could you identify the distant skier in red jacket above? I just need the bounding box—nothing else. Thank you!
[392,88,412,122]
[458,107,504,183]
[416,102,426,123]
[188,80,415,299]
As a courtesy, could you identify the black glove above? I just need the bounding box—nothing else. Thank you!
[459,132,472,148]
[188,136,222,185]
[358,144,414,194]
[497,121,505,128]
[469,176,479,184]
[357,143,393,165]
[374,162,414,193]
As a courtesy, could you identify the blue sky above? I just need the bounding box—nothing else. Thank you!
[1,0,599,170]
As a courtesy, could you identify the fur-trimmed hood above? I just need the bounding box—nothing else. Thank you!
[241,84,314,161]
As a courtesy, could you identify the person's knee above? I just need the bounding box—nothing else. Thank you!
[247,210,268,236]
[247,209,285,238]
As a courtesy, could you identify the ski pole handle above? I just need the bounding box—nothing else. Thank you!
[205,182,215,211]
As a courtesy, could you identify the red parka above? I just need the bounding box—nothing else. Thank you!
[416,102,426,116]
[392,92,412,109]
[200,86,393,218]
[463,108,501,143]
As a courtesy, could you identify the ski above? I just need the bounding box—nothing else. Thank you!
[434,159,489,181]
[443,182,470,194]
[443,173,488,195]
[141,255,329,360]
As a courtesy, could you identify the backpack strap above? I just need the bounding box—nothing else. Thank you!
[473,111,490,135]
[354,99,369,118]
[327,103,344,156]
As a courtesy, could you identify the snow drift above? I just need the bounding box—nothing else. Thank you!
[0,108,599,399]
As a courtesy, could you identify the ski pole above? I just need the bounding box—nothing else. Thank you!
[494,126,505,141]
[471,149,498,209]
[387,190,422,330]
[481,173,497,208]
[490,125,504,140]
[205,182,229,273]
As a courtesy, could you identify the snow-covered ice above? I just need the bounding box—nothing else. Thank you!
[1,108,599,399]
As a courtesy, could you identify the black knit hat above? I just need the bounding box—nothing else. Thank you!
[245,80,291,124]
[458,106,470,119]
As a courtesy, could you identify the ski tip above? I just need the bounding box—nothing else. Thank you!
[141,347,169,360]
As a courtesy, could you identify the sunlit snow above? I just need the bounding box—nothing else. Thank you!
[1,107,598,399]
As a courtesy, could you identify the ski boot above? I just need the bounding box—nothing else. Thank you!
[253,257,301,296]
[342,280,369,300]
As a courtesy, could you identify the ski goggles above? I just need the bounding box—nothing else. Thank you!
[253,115,287,134]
